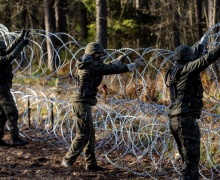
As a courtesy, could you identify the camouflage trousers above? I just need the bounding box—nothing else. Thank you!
[169,115,200,180]
[0,89,19,140]
[63,102,97,165]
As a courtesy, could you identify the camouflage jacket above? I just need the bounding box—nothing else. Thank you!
[168,44,220,117]
[73,54,129,105]
[0,37,22,90]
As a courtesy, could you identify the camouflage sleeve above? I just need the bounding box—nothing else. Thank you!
[90,61,129,75]
[183,44,220,74]
[5,36,23,55]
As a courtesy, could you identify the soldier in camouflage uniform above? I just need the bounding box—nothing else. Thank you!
[61,42,145,171]
[0,29,29,146]
[166,36,220,180]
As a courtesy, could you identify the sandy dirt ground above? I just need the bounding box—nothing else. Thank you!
[0,135,156,180]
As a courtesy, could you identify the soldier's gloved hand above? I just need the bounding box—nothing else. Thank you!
[134,58,145,68]
[127,63,136,71]
[18,29,30,40]
[127,58,145,71]
[200,35,209,47]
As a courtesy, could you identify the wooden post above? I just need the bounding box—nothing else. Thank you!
[28,97,31,128]
[50,100,54,128]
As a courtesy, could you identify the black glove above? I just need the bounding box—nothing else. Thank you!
[25,29,30,38]
[18,29,30,40]
[23,39,29,46]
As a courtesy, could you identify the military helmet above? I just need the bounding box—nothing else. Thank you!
[85,42,104,55]
[173,45,194,62]
[0,40,6,49]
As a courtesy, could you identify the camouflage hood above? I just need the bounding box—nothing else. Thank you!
[85,42,104,55]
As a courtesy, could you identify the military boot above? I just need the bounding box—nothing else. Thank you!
[11,137,28,146]
[85,164,106,171]
[0,139,10,146]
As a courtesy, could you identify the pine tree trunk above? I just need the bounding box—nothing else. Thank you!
[43,0,56,71]
[172,1,180,48]
[96,0,107,48]
[194,0,203,39]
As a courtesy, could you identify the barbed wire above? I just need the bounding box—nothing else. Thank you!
[1,23,220,179]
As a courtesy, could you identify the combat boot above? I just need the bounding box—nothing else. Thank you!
[0,139,10,146]
[85,164,106,171]
[11,137,28,146]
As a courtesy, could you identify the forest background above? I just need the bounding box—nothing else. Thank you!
[1,0,219,50]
